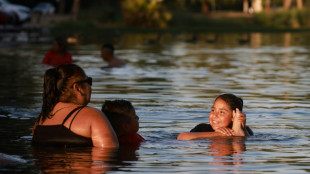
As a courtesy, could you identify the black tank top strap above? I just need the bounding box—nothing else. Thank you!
[68,106,85,130]
[62,106,85,125]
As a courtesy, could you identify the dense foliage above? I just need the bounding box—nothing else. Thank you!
[121,0,171,28]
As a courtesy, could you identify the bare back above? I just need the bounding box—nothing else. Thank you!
[33,103,118,148]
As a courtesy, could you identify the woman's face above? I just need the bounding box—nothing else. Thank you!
[82,81,91,105]
[52,41,60,52]
[209,98,233,130]
[101,48,111,61]
[125,109,139,134]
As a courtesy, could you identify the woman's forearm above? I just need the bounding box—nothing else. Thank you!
[177,132,224,140]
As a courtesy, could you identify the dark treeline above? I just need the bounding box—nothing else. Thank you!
[7,0,288,13]
[9,0,309,31]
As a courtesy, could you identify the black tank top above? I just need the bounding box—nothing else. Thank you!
[190,123,254,136]
[32,106,93,147]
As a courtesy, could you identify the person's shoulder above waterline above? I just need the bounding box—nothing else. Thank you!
[190,123,214,132]
[32,64,119,148]
[112,57,126,67]
[100,43,126,68]
[77,106,120,145]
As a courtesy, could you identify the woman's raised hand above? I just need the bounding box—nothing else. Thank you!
[233,108,246,128]
[232,108,246,136]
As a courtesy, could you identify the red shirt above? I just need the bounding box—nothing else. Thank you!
[118,133,145,144]
[42,50,72,67]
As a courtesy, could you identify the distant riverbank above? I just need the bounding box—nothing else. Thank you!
[49,11,310,36]
[2,11,309,45]
[48,12,310,44]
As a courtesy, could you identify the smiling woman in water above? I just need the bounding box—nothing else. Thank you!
[177,93,253,140]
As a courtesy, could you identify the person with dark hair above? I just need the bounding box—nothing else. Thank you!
[101,100,144,145]
[42,37,73,67]
[177,94,253,140]
[101,43,126,68]
[32,64,119,148]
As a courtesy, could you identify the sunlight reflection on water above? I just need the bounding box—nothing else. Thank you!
[0,32,309,173]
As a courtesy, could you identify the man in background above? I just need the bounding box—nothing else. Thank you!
[101,43,126,68]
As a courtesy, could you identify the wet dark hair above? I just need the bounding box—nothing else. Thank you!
[101,43,114,54]
[37,64,85,123]
[101,100,135,136]
[215,93,243,112]
[54,37,68,54]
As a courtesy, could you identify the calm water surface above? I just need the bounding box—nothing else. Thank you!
[0,32,309,173]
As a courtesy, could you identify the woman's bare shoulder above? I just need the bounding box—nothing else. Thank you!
[80,106,104,117]
[71,106,106,127]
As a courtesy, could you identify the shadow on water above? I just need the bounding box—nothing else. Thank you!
[0,53,42,113]
[0,116,35,173]
[31,146,140,173]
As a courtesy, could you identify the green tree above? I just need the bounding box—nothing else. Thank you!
[121,0,172,28]
[165,0,243,12]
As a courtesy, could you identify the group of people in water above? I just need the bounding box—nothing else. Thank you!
[41,37,126,68]
[32,38,253,148]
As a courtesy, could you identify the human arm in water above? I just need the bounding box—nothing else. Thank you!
[177,131,225,140]
[84,107,119,148]
[177,108,249,140]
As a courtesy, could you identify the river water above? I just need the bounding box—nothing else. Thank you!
[0,32,309,173]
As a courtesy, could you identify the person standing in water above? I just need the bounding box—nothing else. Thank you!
[101,43,126,68]
[177,93,253,140]
[42,37,73,67]
[32,64,118,148]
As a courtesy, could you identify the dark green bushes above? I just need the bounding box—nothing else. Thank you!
[253,8,310,29]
